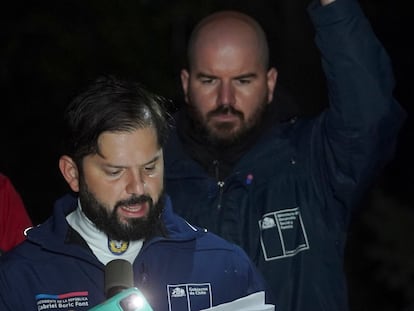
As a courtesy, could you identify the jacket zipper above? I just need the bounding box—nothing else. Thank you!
[213,160,225,210]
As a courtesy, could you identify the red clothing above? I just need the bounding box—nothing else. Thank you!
[0,174,32,252]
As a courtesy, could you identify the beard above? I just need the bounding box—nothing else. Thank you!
[187,95,268,147]
[78,177,165,241]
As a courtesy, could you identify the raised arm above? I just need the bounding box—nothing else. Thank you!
[307,0,405,220]
[320,0,335,6]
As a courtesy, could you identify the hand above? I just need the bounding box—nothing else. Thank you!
[320,0,335,6]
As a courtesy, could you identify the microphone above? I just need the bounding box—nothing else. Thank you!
[105,259,134,298]
[89,259,153,311]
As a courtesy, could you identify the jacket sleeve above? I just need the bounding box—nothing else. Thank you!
[235,245,276,305]
[0,175,33,253]
[0,265,15,311]
[0,294,9,311]
[307,0,406,224]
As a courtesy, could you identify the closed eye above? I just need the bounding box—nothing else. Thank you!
[200,77,215,84]
[144,164,156,172]
[106,169,123,177]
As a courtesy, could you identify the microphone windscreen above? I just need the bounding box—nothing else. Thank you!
[104,259,134,298]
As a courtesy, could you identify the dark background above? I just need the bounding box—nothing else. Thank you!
[1,1,412,310]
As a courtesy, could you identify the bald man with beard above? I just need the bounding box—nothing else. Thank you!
[164,0,406,310]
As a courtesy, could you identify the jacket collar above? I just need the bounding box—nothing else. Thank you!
[25,193,203,255]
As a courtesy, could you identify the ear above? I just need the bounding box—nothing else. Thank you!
[180,69,190,104]
[59,155,80,192]
[266,67,278,104]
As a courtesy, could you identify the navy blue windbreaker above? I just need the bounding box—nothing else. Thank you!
[0,194,269,311]
[164,0,406,310]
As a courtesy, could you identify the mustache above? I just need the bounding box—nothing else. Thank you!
[207,105,243,119]
[115,195,153,209]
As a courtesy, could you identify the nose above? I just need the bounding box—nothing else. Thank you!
[125,171,145,195]
[218,81,235,106]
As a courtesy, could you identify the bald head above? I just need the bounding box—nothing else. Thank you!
[187,11,270,71]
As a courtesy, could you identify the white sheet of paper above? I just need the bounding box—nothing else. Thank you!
[199,291,275,311]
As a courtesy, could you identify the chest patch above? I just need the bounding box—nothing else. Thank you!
[167,283,212,311]
[259,207,309,261]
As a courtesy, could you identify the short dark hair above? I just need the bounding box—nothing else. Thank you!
[62,75,170,165]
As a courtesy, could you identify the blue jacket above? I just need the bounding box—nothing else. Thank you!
[164,1,406,311]
[0,194,269,311]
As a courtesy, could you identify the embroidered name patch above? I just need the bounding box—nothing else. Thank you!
[36,291,89,310]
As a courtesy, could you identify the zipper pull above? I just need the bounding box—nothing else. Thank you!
[217,181,225,210]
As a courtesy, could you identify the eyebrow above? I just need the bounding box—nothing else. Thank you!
[103,150,162,169]
[196,72,257,80]
[143,153,162,166]
[234,73,257,80]
[196,72,216,79]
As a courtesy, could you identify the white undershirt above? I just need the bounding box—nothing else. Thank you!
[66,200,143,265]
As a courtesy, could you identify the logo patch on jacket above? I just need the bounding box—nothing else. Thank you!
[167,283,212,311]
[36,291,89,310]
[108,239,129,254]
[259,207,309,261]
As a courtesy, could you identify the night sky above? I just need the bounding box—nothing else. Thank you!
[1,1,412,310]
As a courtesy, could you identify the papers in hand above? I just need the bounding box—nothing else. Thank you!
[200,291,275,311]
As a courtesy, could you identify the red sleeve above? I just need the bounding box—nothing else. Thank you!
[0,174,33,252]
